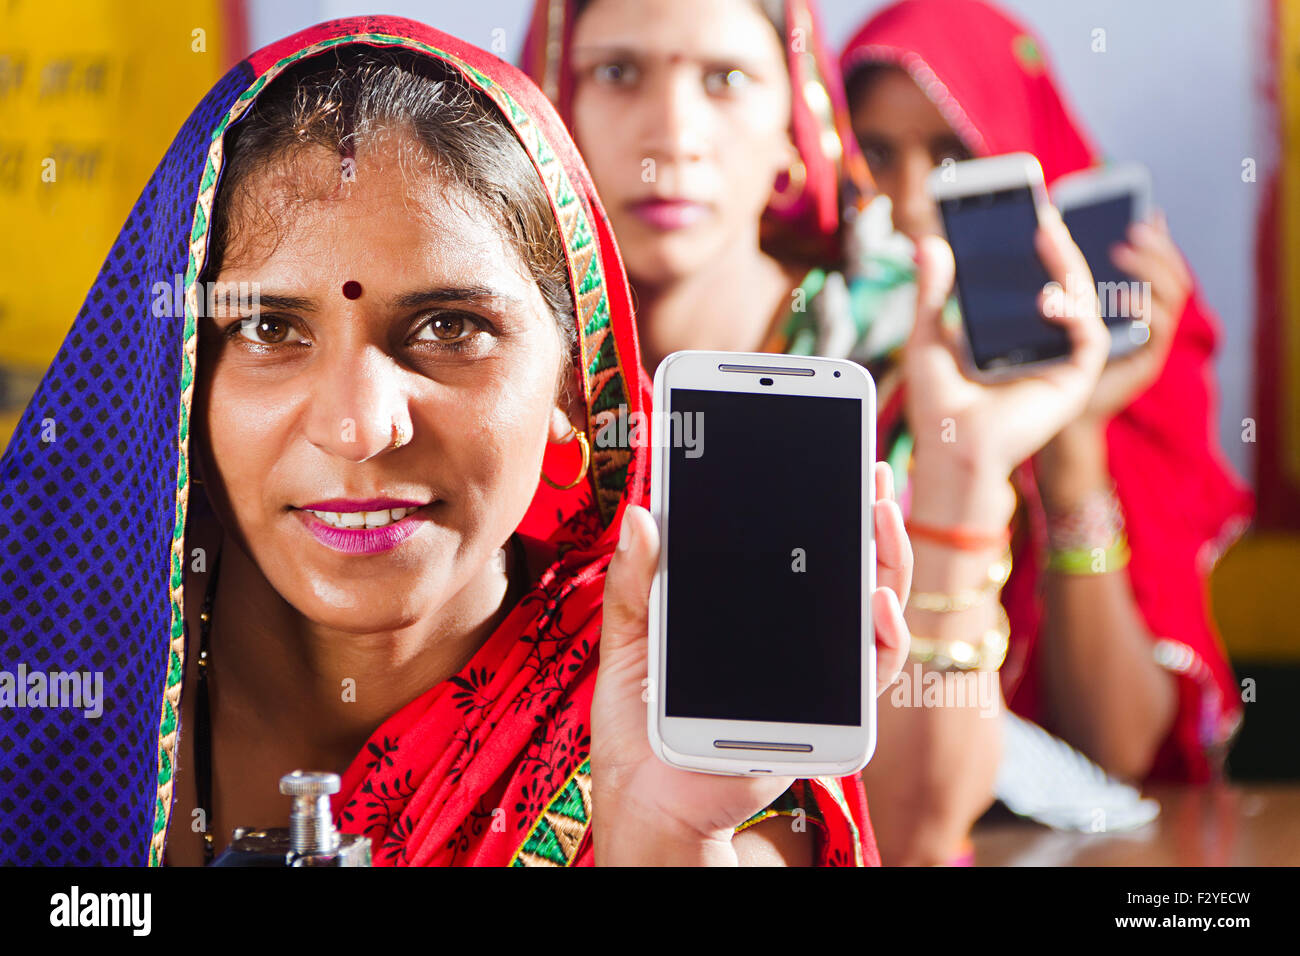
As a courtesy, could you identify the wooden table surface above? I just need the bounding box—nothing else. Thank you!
[971,783,1300,866]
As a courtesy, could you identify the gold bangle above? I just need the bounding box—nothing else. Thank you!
[907,547,1012,614]
[907,604,1010,672]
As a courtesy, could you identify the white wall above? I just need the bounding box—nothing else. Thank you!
[248,0,1266,481]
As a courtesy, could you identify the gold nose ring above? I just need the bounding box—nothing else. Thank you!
[391,419,411,449]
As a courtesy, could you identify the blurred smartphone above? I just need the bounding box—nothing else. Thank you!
[927,152,1068,378]
[1052,161,1153,359]
[647,351,876,777]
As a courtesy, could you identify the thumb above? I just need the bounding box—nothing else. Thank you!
[907,234,956,351]
[601,504,660,656]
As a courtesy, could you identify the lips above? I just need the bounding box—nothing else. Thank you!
[627,198,709,231]
[298,498,427,512]
[291,497,436,556]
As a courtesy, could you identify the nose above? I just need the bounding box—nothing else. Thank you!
[303,343,413,463]
[639,67,708,166]
[893,146,942,243]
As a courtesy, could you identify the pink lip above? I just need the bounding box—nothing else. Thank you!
[628,199,709,231]
[298,498,427,513]
[293,504,433,555]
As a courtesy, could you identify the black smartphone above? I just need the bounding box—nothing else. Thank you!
[647,351,877,777]
[1053,162,1153,358]
[929,152,1069,376]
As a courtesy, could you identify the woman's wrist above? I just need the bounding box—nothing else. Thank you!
[591,791,738,866]
[1036,418,1111,513]
[907,447,1017,532]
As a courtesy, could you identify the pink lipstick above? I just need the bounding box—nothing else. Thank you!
[292,498,434,555]
[628,199,708,231]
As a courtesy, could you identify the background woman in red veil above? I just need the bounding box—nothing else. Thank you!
[521,0,1143,866]
[839,0,1254,862]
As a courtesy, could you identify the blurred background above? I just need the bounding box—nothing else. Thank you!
[1,0,1295,779]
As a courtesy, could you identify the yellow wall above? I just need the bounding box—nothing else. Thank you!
[0,0,238,446]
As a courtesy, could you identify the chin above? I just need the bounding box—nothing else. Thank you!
[282,560,443,634]
[623,231,724,286]
[295,591,425,635]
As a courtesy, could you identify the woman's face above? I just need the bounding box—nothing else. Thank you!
[570,0,795,285]
[195,136,569,633]
[848,65,972,243]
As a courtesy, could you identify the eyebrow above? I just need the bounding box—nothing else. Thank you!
[233,286,527,313]
[571,44,766,70]
[391,286,526,310]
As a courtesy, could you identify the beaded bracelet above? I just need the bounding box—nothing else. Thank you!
[1046,536,1131,575]
[908,546,1013,613]
[1045,484,1125,552]
[907,604,1011,672]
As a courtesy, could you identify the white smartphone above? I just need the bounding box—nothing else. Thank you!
[646,350,877,777]
[1051,161,1153,359]
[927,152,1068,378]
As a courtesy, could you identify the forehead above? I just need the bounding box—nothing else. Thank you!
[852,68,954,133]
[217,137,541,297]
[574,0,782,64]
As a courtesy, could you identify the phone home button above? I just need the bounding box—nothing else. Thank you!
[713,740,814,753]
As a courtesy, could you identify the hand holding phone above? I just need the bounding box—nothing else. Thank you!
[587,417,911,861]
[1052,161,1154,359]
[904,187,1109,482]
[928,153,1067,377]
[1053,163,1192,424]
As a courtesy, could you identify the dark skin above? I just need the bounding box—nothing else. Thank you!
[165,141,565,865]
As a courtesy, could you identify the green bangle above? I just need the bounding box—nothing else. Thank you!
[1047,538,1131,575]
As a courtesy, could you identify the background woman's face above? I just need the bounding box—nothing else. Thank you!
[570,0,795,285]
[848,65,972,243]
[195,138,564,633]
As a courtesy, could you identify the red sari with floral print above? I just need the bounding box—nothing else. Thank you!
[233,16,879,866]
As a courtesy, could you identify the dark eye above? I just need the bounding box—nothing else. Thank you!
[932,137,972,167]
[858,136,894,173]
[413,312,481,345]
[592,61,639,86]
[703,68,750,95]
[236,316,301,346]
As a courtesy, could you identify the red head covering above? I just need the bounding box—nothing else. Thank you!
[218,16,875,865]
[522,0,874,264]
[843,0,1255,781]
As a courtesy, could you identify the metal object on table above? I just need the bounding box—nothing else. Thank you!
[210,770,371,867]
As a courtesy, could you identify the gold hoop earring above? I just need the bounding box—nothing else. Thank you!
[541,425,591,491]
[391,419,411,449]
[770,156,808,210]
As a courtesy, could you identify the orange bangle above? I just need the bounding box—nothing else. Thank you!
[906,520,1011,552]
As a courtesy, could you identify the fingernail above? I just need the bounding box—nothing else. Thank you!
[617,512,635,552]
[883,464,895,501]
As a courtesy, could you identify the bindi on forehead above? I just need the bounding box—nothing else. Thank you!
[342,280,363,300]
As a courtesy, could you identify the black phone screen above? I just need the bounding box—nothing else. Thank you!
[663,387,862,727]
[939,186,1070,370]
[1061,195,1134,325]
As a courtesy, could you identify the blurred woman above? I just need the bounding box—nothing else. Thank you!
[0,16,917,866]
[841,0,1255,861]
[524,0,1118,865]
